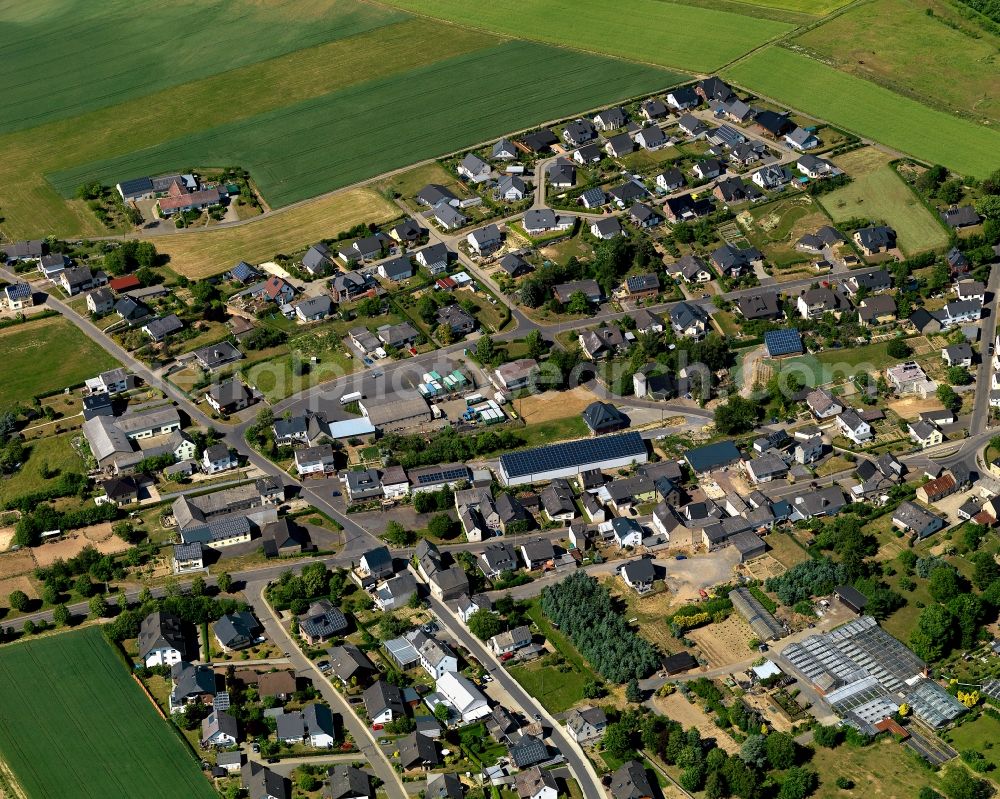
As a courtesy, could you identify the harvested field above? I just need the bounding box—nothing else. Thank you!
[517,386,599,424]
[0,529,14,552]
[652,693,740,753]
[687,613,757,667]
[147,188,399,278]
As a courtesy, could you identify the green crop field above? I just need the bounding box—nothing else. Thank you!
[793,0,1000,126]
[819,147,949,255]
[0,627,217,799]
[49,41,683,208]
[375,0,792,72]
[724,46,1000,178]
[0,0,407,133]
[0,316,120,406]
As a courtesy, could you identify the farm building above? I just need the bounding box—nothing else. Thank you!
[497,432,648,487]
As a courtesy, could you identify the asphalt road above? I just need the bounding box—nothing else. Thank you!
[427,595,605,799]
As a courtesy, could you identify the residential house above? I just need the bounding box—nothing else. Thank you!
[797,154,838,179]
[494,358,539,392]
[943,342,974,368]
[593,107,627,131]
[139,611,189,667]
[467,224,503,256]
[678,113,709,138]
[434,672,490,723]
[629,203,662,230]
[663,193,713,222]
[573,143,602,165]
[633,309,665,333]
[844,269,892,297]
[398,731,440,770]
[635,126,669,151]
[736,292,783,320]
[797,287,846,319]
[784,127,819,150]
[374,572,418,611]
[655,168,686,192]
[436,304,477,336]
[794,435,824,465]
[566,706,608,743]
[744,453,789,484]
[213,611,261,651]
[330,271,375,303]
[59,266,95,295]
[515,766,558,799]
[545,160,577,189]
[562,119,597,147]
[242,762,289,799]
[143,314,184,342]
[836,409,873,445]
[2,282,33,311]
[605,132,635,158]
[854,226,896,256]
[941,299,982,328]
[590,217,623,240]
[202,443,236,474]
[710,243,763,277]
[713,176,762,205]
[669,302,709,339]
[887,361,936,396]
[892,501,946,539]
[480,540,519,579]
[941,206,981,229]
[327,765,372,799]
[667,254,713,283]
[666,87,699,110]
[277,703,336,748]
[498,253,533,277]
[858,295,897,327]
[692,158,724,180]
[299,599,349,646]
[492,139,518,161]
[611,761,656,799]
[497,175,527,202]
[294,445,336,477]
[87,287,114,315]
[201,710,240,747]
[806,390,844,420]
[621,559,656,593]
[326,644,376,686]
[908,420,943,449]
[582,401,629,435]
[611,517,644,548]
[302,243,334,276]
[540,478,577,522]
[520,538,556,571]
[378,255,414,282]
[578,326,628,359]
[363,680,405,729]
[578,187,607,209]
[916,473,958,504]
[752,165,793,190]
[207,379,253,415]
[458,153,491,183]
[641,98,668,120]
[430,204,467,231]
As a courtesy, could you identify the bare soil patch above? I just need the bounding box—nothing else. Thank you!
[0,576,36,601]
[688,613,757,668]
[653,692,740,753]
[0,529,14,552]
[0,550,36,580]
[32,524,130,568]
[887,396,946,419]
[517,386,598,424]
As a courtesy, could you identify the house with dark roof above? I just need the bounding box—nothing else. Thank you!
[436,304,477,336]
[621,559,656,593]
[737,292,782,320]
[854,225,896,256]
[667,86,699,109]
[298,599,349,646]
[213,611,262,651]
[582,401,630,435]
[139,611,190,667]
[242,761,289,799]
[941,205,980,229]
[578,325,628,360]
[326,643,376,686]
[363,680,405,728]
[562,119,597,147]
[710,243,763,276]
[521,129,558,153]
[669,301,709,339]
[327,765,372,799]
[610,760,656,799]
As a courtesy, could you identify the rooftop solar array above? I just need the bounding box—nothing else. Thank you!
[499,432,646,480]
[413,465,471,485]
[764,328,803,357]
[213,691,231,711]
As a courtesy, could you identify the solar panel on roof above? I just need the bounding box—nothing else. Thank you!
[764,329,803,357]
[214,691,231,711]
[416,466,469,485]
[500,432,646,479]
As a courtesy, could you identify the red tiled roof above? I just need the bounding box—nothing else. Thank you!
[157,187,220,212]
[109,275,141,292]
[920,473,956,499]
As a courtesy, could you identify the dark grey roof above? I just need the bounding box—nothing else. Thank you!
[327,765,371,799]
[499,432,646,480]
[685,440,742,473]
[299,600,348,640]
[622,558,655,585]
[509,733,548,767]
[363,680,404,718]
[139,611,187,660]
[610,760,655,799]
[582,401,629,432]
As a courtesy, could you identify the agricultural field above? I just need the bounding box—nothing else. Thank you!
[0,0,409,133]
[819,148,949,255]
[377,0,791,72]
[0,316,120,406]
[723,46,1000,178]
[151,187,400,278]
[49,41,682,208]
[0,15,498,239]
[0,627,217,799]
[670,0,849,24]
[793,0,1000,126]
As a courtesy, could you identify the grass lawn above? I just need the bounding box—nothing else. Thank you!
[515,415,591,446]
[764,530,810,570]
[509,600,598,713]
[0,16,494,239]
[810,738,941,798]
[377,0,791,72]
[792,0,1000,127]
[723,46,1000,179]
[0,315,120,405]
[0,627,217,799]
[777,341,894,385]
[0,432,86,499]
[49,42,680,210]
[743,195,828,267]
[945,714,1000,770]
[375,162,466,205]
[243,328,360,402]
[819,148,948,256]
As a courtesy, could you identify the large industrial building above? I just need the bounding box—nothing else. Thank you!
[497,432,648,487]
[780,616,965,732]
[359,395,435,434]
